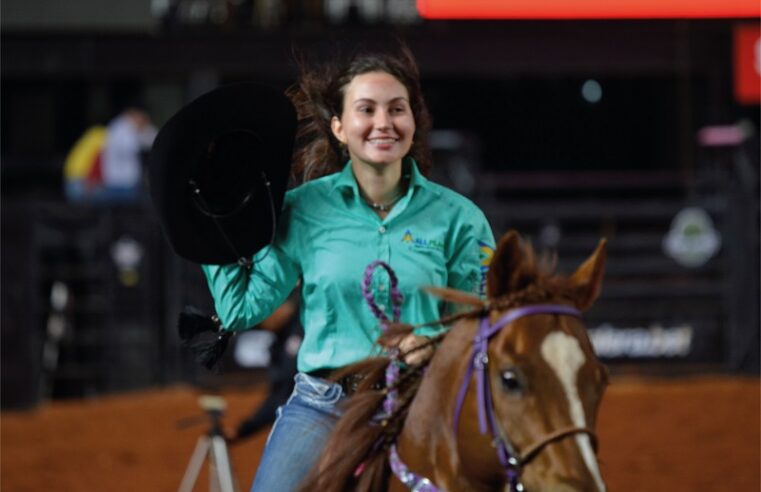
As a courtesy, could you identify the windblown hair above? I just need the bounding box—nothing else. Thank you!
[298,238,580,492]
[286,41,433,183]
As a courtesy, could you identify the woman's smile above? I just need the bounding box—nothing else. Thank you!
[367,136,399,149]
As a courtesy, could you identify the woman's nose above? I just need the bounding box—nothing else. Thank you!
[373,111,391,129]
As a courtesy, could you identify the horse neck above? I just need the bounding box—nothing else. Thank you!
[395,318,502,490]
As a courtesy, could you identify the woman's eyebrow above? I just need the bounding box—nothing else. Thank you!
[352,96,410,105]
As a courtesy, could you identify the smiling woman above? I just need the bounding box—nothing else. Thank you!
[200,41,495,492]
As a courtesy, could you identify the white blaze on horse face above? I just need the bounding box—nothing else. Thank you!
[540,331,606,492]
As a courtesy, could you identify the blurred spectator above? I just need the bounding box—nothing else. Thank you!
[101,107,157,201]
[63,107,157,203]
[62,125,108,201]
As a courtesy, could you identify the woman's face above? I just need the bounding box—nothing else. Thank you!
[331,71,415,172]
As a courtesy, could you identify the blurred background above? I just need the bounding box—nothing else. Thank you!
[1,1,759,490]
[3,0,759,407]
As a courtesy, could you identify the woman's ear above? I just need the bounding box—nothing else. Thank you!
[330,116,346,144]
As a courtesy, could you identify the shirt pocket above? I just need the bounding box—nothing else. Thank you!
[398,245,447,290]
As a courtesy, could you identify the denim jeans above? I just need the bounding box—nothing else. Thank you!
[250,372,345,492]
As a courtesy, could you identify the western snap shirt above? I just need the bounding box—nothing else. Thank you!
[202,160,495,373]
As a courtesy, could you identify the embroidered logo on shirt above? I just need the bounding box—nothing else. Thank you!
[402,229,445,252]
[478,240,495,297]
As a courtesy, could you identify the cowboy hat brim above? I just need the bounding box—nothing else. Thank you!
[148,82,296,265]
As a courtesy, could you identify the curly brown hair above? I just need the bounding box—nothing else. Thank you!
[286,42,433,182]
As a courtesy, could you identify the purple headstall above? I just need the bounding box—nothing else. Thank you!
[452,304,582,491]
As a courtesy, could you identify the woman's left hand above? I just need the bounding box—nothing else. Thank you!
[399,334,434,365]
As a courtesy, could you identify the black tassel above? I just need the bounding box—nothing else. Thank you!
[178,305,222,341]
[177,306,233,371]
[186,330,233,371]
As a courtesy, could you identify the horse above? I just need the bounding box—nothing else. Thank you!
[299,230,609,492]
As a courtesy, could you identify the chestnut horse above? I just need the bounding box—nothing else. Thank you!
[300,230,608,492]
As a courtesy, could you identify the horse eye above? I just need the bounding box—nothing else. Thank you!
[500,369,524,393]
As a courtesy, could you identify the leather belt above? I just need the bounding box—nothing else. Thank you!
[306,368,383,396]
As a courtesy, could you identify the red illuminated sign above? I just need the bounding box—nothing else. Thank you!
[734,24,761,104]
[417,0,760,19]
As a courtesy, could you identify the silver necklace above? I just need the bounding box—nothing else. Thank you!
[365,190,404,212]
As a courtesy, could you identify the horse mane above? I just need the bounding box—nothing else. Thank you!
[297,328,447,492]
[298,240,575,492]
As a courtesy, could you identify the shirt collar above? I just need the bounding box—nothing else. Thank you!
[330,157,432,196]
[406,157,430,192]
[331,160,360,195]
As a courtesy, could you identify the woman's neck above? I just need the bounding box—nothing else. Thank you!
[351,160,404,206]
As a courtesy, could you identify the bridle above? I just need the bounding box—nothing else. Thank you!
[362,261,599,492]
[451,304,599,492]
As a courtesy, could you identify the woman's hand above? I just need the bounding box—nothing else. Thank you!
[399,333,434,365]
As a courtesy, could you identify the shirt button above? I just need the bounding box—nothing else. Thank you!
[378,226,386,234]
[378,284,386,291]
[378,304,386,311]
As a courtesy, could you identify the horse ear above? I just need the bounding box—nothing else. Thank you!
[487,230,529,299]
[568,238,607,311]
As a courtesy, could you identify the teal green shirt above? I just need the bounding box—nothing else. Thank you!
[202,160,495,372]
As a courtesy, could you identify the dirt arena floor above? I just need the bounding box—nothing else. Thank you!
[2,375,759,492]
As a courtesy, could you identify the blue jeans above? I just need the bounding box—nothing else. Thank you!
[250,372,345,492]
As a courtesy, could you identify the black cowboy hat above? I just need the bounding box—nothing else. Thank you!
[148,82,296,265]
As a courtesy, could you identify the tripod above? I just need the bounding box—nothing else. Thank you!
[179,396,239,492]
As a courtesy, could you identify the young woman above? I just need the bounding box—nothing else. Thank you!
[202,44,495,492]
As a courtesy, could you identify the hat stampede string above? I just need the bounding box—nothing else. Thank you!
[188,170,277,271]
[177,172,278,371]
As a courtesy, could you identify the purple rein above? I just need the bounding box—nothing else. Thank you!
[363,261,442,491]
[362,260,404,418]
[362,260,403,327]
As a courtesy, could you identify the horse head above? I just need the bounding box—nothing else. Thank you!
[486,230,607,491]
[399,230,608,492]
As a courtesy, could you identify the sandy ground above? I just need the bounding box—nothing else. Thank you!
[1,375,759,492]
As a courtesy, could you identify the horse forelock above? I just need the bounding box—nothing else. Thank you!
[487,273,578,314]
